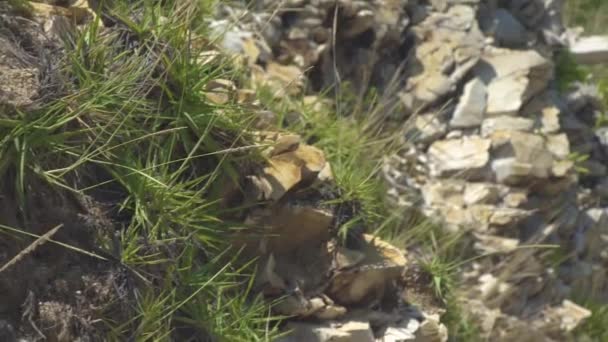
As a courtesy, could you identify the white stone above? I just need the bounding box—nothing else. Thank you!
[428,136,491,179]
[570,35,608,65]
[464,183,500,205]
[450,78,487,128]
[480,116,534,136]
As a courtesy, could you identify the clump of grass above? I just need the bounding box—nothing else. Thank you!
[1,0,282,340]
[555,50,590,92]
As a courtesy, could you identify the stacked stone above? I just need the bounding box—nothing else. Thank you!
[212,0,606,339]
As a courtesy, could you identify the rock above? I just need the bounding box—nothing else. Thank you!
[428,136,491,179]
[450,78,487,128]
[473,233,519,253]
[492,9,528,47]
[382,319,421,342]
[538,300,591,333]
[279,321,375,342]
[480,116,534,137]
[475,50,553,116]
[252,62,304,97]
[464,183,501,205]
[412,114,448,143]
[489,207,530,226]
[491,131,554,183]
[328,235,406,305]
[251,142,327,201]
[545,134,570,159]
[414,314,448,342]
[570,35,608,65]
[540,106,561,133]
[422,181,465,207]
[405,5,483,111]
[248,204,334,254]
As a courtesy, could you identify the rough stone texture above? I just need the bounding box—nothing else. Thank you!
[428,136,491,179]
[475,49,553,117]
[450,78,487,128]
[212,0,604,339]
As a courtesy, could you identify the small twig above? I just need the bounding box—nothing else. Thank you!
[0,224,63,273]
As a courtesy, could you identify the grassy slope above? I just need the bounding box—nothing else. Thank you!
[2,1,281,340]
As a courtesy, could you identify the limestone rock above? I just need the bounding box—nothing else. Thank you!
[412,114,448,143]
[570,35,608,65]
[475,50,553,116]
[480,116,534,137]
[428,136,491,179]
[464,183,501,205]
[490,131,554,183]
[328,235,406,305]
[450,78,487,128]
[245,204,334,255]
[422,181,465,207]
[278,321,375,342]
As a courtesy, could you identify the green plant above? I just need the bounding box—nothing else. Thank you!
[0,0,282,339]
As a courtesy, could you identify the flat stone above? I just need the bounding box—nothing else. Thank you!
[413,114,448,143]
[475,50,552,116]
[541,106,561,134]
[490,207,530,226]
[570,35,608,65]
[485,75,529,116]
[422,181,465,207]
[480,116,534,137]
[428,136,491,179]
[474,233,519,253]
[328,235,406,305]
[279,321,374,342]
[450,78,487,128]
[464,183,501,205]
[491,131,554,182]
[546,134,571,159]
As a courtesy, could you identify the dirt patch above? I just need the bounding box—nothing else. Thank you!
[0,177,132,341]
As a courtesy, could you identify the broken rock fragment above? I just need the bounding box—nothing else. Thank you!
[428,136,491,179]
[328,235,407,305]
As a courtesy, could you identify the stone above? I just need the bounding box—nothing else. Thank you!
[491,131,554,183]
[474,233,519,253]
[540,300,591,332]
[503,190,528,208]
[264,144,326,199]
[428,136,491,179]
[475,50,553,116]
[328,235,406,305]
[540,106,561,134]
[278,321,374,342]
[382,319,421,342]
[252,62,304,97]
[492,9,528,47]
[545,134,570,159]
[490,207,530,226]
[570,35,608,65]
[480,116,534,137]
[261,205,334,254]
[413,114,448,143]
[414,314,448,342]
[464,183,500,205]
[422,181,465,207]
[450,78,487,128]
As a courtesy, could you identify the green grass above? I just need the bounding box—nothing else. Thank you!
[1,0,282,340]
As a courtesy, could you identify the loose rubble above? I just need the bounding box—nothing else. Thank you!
[209,0,607,340]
